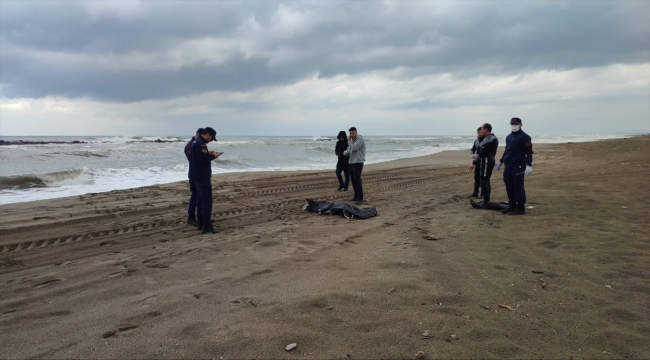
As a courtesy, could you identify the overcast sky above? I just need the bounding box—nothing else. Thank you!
[1,0,648,136]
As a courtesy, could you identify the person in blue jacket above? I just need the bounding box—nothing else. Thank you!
[184,128,204,226]
[496,117,533,215]
[191,127,222,233]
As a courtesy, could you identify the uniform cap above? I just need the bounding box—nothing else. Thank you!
[510,117,522,125]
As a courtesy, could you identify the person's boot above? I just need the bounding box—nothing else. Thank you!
[501,203,516,214]
[187,215,198,226]
[469,184,479,198]
[196,221,203,231]
[201,223,218,234]
[508,204,526,215]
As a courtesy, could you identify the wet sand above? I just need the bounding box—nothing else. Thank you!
[1,136,649,359]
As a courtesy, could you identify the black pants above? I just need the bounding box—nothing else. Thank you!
[503,164,526,205]
[336,165,350,189]
[349,163,364,200]
[188,179,199,218]
[473,163,481,195]
[479,157,495,203]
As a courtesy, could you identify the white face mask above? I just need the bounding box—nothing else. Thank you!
[511,125,521,132]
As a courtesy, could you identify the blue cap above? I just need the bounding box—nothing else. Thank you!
[510,117,522,125]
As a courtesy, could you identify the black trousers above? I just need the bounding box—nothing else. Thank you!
[349,163,364,200]
[479,157,495,202]
[473,163,481,195]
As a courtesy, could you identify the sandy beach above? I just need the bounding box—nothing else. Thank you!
[1,136,649,359]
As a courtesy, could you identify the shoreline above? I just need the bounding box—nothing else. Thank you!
[0,136,649,358]
[1,136,638,207]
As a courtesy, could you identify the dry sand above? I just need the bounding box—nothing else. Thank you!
[1,137,649,359]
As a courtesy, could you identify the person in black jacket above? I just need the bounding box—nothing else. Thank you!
[468,123,499,207]
[496,117,533,215]
[191,127,222,233]
[469,127,484,198]
[184,128,204,226]
[334,130,350,191]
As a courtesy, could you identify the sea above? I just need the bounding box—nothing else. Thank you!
[0,134,630,205]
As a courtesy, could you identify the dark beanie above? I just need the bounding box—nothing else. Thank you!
[203,127,217,137]
[196,127,205,134]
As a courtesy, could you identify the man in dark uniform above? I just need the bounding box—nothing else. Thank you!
[469,126,484,198]
[191,127,222,233]
[185,128,204,226]
[497,117,533,215]
[468,123,498,208]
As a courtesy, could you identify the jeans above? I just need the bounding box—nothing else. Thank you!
[336,166,350,189]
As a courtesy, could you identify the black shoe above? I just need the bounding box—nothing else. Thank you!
[468,193,479,198]
[337,187,343,191]
[187,216,198,226]
[351,198,359,202]
[196,222,203,231]
[201,224,218,234]
[355,200,364,205]
[500,204,515,214]
[343,188,348,191]
[508,204,526,216]
[470,199,489,209]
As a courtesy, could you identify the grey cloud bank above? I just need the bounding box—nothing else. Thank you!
[0,0,649,136]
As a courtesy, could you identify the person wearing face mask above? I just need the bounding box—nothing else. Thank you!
[496,118,533,215]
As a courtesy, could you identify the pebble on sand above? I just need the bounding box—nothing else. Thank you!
[285,343,297,351]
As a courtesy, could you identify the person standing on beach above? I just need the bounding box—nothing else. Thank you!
[185,128,204,226]
[343,127,366,205]
[335,131,350,191]
[497,117,533,215]
[469,126,484,198]
[468,123,498,207]
[191,127,222,233]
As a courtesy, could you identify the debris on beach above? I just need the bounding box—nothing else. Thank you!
[446,334,460,342]
[285,343,297,351]
[422,234,444,241]
[387,288,396,294]
[498,304,515,311]
[480,305,492,311]
[604,285,612,289]
[415,350,426,359]
[421,330,431,339]
[531,270,544,274]
[539,278,547,289]
[526,206,534,209]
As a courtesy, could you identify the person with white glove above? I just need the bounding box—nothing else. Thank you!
[498,117,534,215]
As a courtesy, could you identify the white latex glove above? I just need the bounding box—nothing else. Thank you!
[525,166,533,176]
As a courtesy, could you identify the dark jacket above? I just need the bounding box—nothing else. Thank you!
[477,134,499,160]
[500,130,533,166]
[335,131,350,169]
[471,136,485,164]
[185,136,196,178]
[191,136,216,179]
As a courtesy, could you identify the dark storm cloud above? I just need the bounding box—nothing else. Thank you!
[1,0,648,102]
